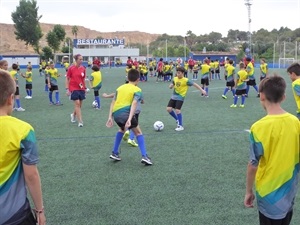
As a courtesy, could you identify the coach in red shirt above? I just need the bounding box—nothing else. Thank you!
[93,57,101,68]
[66,54,86,127]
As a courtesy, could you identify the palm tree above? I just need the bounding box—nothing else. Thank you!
[72,25,78,39]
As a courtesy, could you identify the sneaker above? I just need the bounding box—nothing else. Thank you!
[175,125,184,131]
[239,104,245,108]
[78,122,83,127]
[222,95,227,99]
[49,102,55,105]
[123,130,130,141]
[257,94,260,98]
[28,96,32,99]
[205,95,209,98]
[16,107,25,112]
[25,96,30,99]
[70,113,76,123]
[230,104,237,108]
[55,102,63,106]
[110,153,121,161]
[141,155,152,165]
[128,139,138,147]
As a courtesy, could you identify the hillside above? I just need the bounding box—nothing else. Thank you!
[0,23,160,55]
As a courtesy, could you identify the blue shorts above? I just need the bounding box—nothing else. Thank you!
[70,90,86,101]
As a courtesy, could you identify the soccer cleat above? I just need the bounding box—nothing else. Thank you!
[230,104,237,108]
[25,96,30,99]
[141,155,152,165]
[110,153,121,161]
[257,94,260,98]
[16,107,25,112]
[222,95,227,99]
[128,139,138,147]
[70,113,76,123]
[122,130,130,141]
[175,125,184,131]
[49,102,55,105]
[239,104,245,108]
[55,102,63,106]
[78,122,83,127]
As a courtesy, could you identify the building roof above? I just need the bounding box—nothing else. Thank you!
[191,51,237,55]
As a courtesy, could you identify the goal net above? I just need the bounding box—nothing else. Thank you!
[278,58,296,68]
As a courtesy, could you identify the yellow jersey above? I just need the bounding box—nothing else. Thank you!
[171,76,194,101]
[90,71,102,89]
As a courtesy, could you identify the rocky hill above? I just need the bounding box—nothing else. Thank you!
[0,23,160,55]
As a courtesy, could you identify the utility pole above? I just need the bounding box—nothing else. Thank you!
[245,0,252,56]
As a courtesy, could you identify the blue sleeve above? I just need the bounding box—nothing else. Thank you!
[293,84,300,96]
[133,91,142,102]
[187,80,194,86]
[21,130,39,165]
[89,76,94,81]
[249,132,263,167]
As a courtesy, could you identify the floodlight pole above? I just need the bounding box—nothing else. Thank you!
[245,0,252,56]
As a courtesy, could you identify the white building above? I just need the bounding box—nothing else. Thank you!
[72,38,140,64]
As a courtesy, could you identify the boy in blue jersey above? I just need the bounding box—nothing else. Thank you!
[89,65,102,109]
[244,75,300,225]
[245,57,259,97]
[287,63,300,119]
[47,62,63,105]
[167,67,206,131]
[106,69,152,165]
[0,70,46,225]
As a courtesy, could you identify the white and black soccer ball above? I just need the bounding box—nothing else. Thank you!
[153,121,164,131]
[92,100,98,108]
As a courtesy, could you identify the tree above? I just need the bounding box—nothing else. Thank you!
[208,32,222,44]
[72,25,78,39]
[42,46,53,61]
[46,31,60,53]
[53,25,66,42]
[11,0,43,54]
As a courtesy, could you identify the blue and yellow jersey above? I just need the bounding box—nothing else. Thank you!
[193,64,200,72]
[226,65,235,82]
[90,71,102,90]
[41,61,47,67]
[9,70,19,85]
[224,63,229,75]
[125,67,132,74]
[246,62,255,79]
[214,61,220,70]
[209,62,215,69]
[0,116,39,224]
[236,69,248,90]
[200,64,211,79]
[112,83,142,117]
[171,76,194,101]
[184,62,188,72]
[249,113,300,219]
[292,78,300,116]
[47,68,59,85]
[25,71,32,84]
[63,62,70,70]
[140,65,148,74]
[260,63,268,77]
[163,64,171,73]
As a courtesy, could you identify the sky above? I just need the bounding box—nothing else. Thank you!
[0,0,300,37]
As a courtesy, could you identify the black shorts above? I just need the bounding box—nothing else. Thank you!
[15,86,20,95]
[247,79,256,86]
[259,210,293,225]
[201,77,209,86]
[39,69,42,72]
[260,76,266,81]
[188,65,193,70]
[49,85,58,92]
[210,69,215,73]
[25,84,32,89]
[226,80,235,87]
[149,67,153,71]
[70,90,86,101]
[215,69,220,73]
[45,79,48,85]
[114,113,138,130]
[167,99,184,110]
[235,89,246,95]
[158,71,163,77]
[193,71,198,74]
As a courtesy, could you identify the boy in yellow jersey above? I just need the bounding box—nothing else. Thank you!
[167,67,206,131]
[200,59,211,97]
[214,59,220,80]
[192,63,200,80]
[8,63,26,111]
[183,61,188,78]
[244,75,300,225]
[163,61,172,82]
[222,59,235,99]
[259,58,268,81]
[47,62,63,105]
[140,62,148,82]
[0,70,46,225]
[223,58,229,80]
[209,60,215,80]
[245,57,259,97]
[148,59,154,77]
[89,65,102,109]
[230,63,248,108]
[287,63,300,119]
[106,69,152,165]
[21,66,33,99]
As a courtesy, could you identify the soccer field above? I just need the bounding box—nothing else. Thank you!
[13,67,300,225]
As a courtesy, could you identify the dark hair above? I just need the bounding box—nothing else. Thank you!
[287,63,300,76]
[74,54,82,60]
[176,66,185,73]
[159,58,163,61]
[246,57,252,62]
[0,70,15,107]
[229,59,233,64]
[92,65,99,71]
[127,69,140,82]
[239,62,245,69]
[259,75,286,103]
[12,63,18,70]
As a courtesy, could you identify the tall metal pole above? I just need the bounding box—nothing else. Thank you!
[273,42,275,68]
[184,38,186,61]
[166,39,168,61]
[68,39,70,64]
[245,0,252,56]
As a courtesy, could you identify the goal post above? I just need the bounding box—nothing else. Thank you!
[278,58,296,68]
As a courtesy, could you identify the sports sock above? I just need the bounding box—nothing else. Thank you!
[169,110,178,121]
[231,89,235,96]
[234,96,238,105]
[16,99,21,108]
[223,87,229,95]
[95,96,100,108]
[49,92,53,103]
[30,90,32,96]
[136,135,147,157]
[45,84,48,92]
[253,85,259,92]
[241,95,246,104]
[205,87,208,95]
[113,131,123,154]
[177,113,183,126]
[26,90,30,96]
[129,129,135,140]
[55,92,60,103]
[246,85,250,95]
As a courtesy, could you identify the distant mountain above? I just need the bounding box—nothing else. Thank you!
[0,23,160,55]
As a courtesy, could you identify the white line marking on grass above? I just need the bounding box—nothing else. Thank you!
[244,129,250,133]
[192,87,224,92]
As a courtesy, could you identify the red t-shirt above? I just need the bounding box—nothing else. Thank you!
[188,59,195,66]
[93,59,101,68]
[127,59,133,65]
[67,65,86,91]
[157,61,164,72]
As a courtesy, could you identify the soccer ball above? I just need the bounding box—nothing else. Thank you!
[153,121,164,131]
[92,100,98,108]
